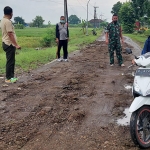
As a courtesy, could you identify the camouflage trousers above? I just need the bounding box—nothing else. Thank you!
[108,40,123,65]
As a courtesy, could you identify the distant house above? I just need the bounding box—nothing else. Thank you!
[25,23,30,27]
[88,19,103,28]
[135,21,140,31]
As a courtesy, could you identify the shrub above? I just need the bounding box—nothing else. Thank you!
[122,24,135,33]
[41,28,55,47]
[144,29,150,37]
[14,24,24,29]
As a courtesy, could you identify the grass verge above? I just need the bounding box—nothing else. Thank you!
[124,34,147,48]
[0,27,102,74]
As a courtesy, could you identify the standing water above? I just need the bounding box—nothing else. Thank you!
[117,108,131,126]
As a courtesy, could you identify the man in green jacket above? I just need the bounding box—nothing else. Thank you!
[105,14,125,67]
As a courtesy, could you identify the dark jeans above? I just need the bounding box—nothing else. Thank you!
[2,42,16,80]
[58,40,68,59]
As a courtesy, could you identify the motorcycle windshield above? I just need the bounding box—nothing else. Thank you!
[135,68,150,76]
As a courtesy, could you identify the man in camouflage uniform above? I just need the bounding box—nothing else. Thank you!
[105,14,125,67]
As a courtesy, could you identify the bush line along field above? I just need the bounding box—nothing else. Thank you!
[0,27,101,74]
[124,34,147,48]
[124,29,150,48]
[0,27,147,75]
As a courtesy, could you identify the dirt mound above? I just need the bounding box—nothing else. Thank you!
[0,39,140,150]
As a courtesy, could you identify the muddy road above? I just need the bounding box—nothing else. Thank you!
[0,35,143,150]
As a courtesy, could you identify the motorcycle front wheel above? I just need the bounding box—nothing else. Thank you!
[130,105,150,149]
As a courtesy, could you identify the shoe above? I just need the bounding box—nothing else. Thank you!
[64,59,68,62]
[5,78,17,83]
[110,64,114,66]
[57,58,62,62]
[13,77,18,81]
[121,64,125,67]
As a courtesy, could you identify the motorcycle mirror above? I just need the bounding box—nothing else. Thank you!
[125,47,132,54]
[125,47,138,59]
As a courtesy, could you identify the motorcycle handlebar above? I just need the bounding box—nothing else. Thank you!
[128,64,134,68]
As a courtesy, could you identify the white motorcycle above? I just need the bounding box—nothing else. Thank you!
[126,48,150,149]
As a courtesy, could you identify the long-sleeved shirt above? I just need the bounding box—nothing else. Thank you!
[141,36,150,55]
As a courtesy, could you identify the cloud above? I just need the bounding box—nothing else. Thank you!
[0,0,127,24]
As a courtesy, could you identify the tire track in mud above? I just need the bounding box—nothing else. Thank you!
[0,42,102,149]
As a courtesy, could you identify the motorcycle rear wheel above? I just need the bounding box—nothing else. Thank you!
[130,105,150,149]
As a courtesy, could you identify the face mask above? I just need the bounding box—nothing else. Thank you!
[60,20,65,24]
[114,20,117,24]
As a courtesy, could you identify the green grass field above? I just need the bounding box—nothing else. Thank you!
[0,27,102,74]
[124,34,147,48]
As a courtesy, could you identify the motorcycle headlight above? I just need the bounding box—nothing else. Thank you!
[134,79,142,94]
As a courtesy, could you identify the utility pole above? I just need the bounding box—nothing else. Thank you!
[86,0,91,36]
[99,13,104,28]
[64,0,66,20]
[99,13,104,20]
[94,6,99,29]
[66,0,68,24]
[64,0,68,24]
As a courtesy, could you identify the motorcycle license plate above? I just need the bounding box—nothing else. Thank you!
[135,69,150,76]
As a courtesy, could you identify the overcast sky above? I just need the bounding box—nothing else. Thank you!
[0,0,127,24]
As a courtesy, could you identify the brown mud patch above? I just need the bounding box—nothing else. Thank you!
[0,38,141,150]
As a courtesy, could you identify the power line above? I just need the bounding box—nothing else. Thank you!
[31,0,92,7]
[28,0,94,19]
[80,0,93,7]
[99,13,104,20]
[76,0,87,11]
[30,0,63,4]
[76,0,93,17]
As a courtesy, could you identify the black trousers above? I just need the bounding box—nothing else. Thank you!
[58,40,68,59]
[2,42,16,80]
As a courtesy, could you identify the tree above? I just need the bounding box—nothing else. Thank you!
[68,15,81,24]
[32,16,45,28]
[111,1,122,15]
[131,0,147,20]
[14,16,25,25]
[119,2,136,33]
[130,0,150,28]
[48,21,51,28]
[100,21,108,28]
[144,0,150,18]
[14,24,24,29]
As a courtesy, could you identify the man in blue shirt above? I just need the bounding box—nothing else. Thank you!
[141,36,150,55]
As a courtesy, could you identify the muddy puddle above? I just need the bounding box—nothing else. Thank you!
[117,108,131,126]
